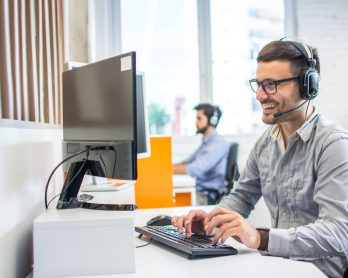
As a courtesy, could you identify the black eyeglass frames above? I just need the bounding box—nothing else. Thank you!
[249,76,299,95]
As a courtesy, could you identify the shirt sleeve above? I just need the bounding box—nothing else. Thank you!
[269,134,348,261]
[182,147,200,165]
[219,140,262,218]
[185,139,228,178]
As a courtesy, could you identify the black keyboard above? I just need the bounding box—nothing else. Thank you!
[135,225,238,259]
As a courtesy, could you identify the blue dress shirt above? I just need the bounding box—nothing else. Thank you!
[183,129,230,193]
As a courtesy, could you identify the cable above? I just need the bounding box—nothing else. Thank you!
[46,159,88,209]
[99,154,108,177]
[135,237,152,248]
[44,148,89,209]
[112,148,117,178]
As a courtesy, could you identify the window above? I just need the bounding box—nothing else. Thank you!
[92,0,285,135]
[121,0,199,135]
[210,0,284,134]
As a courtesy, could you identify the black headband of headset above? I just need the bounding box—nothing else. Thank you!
[279,37,316,68]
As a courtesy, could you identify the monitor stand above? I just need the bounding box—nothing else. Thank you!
[56,159,136,211]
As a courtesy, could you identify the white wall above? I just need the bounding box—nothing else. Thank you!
[295,0,348,129]
[0,126,63,278]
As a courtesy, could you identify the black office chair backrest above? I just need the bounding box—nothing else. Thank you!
[225,142,240,194]
[202,142,240,205]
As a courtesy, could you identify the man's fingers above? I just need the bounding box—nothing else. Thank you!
[171,216,177,226]
[212,223,240,245]
[184,210,200,237]
[205,207,235,224]
[171,210,207,237]
[174,215,186,234]
[205,213,238,235]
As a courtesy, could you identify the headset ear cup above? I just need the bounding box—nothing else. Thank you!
[299,70,306,99]
[301,68,320,100]
[209,114,218,127]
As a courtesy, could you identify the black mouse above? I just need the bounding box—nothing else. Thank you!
[147,215,172,226]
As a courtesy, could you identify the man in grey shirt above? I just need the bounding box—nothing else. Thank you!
[172,40,348,277]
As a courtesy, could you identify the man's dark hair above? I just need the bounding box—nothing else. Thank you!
[257,41,320,76]
[194,103,222,126]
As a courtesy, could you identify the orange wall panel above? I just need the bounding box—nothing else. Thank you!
[135,136,175,208]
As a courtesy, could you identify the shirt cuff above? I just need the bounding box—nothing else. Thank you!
[268,228,290,258]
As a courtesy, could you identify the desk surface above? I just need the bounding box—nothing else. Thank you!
[32,206,324,278]
[126,206,324,278]
[172,174,195,188]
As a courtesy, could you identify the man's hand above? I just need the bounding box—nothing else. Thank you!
[204,207,261,249]
[171,209,208,237]
[173,162,187,174]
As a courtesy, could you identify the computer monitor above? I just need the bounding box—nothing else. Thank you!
[63,63,150,159]
[136,72,151,159]
[57,52,137,209]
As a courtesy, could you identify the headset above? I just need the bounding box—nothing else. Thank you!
[209,107,219,127]
[280,38,320,100]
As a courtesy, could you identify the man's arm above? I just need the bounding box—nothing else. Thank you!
[219,139,263,218]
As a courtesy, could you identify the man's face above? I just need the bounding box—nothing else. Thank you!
[255,60,302,125]
[196,110,209,132]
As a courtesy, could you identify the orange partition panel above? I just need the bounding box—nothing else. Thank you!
[174,193,191,207]
[135,136,175,208]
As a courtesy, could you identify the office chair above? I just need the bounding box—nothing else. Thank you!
[224,142,240,196]
[203,142,240,205]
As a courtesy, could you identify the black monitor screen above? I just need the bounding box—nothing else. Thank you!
[63,53,136,142]
[62,52,137,180]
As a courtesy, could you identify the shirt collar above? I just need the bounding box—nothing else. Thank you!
[269,108,319,143]
[297,110,319,142]
[203,129,217,144]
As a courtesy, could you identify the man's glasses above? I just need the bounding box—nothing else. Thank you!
[249,76,299,95]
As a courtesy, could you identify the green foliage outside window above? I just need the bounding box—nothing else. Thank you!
[148,103,170,134]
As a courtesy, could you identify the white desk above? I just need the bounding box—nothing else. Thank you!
[172,174,196,205]
[30,206,325,277]
[124,206,325,278]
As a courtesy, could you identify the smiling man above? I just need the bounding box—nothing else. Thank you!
[172,40,348,277]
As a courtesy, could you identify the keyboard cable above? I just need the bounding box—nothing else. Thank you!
[136,234,153,248]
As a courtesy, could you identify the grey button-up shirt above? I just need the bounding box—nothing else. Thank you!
[220,112,348,277]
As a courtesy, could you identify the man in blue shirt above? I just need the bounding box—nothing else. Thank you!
[173,103,230,205]
[172,40,348,277]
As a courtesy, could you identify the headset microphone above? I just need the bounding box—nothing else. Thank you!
[273,100,309,118]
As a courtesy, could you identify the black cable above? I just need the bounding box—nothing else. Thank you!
[47,192,63,209]
[46,159,88,209]
[112,148,117,178]
[99,154,108,177]
[44,148,89,209]
[135,238,152,248]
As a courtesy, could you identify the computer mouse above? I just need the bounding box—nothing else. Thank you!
[146,215,172,226]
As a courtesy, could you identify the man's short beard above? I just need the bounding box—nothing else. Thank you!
[196,125,209,134]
